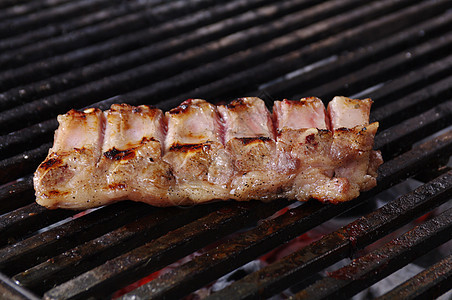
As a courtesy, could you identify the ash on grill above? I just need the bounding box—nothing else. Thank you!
[1,0,451,299]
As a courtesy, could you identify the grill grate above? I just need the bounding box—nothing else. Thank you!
[0,0,451,299]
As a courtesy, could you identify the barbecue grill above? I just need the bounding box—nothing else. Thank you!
[1,0,451,299]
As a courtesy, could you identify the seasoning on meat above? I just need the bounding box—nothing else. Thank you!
[34,96,383,209]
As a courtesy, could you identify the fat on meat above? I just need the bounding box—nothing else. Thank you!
[163,99,232,204]
[328,97,382,199]
[273,97,382,203]
[218,97,286,201]
[274,97,343,202]
[34,96,383,209]
[98,104,173,206]
[34,108,105,209]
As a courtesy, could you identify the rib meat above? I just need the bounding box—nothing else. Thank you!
[218,97,284,201]
[98,104,172,207]
[328,97,382,199]
[34,97,383,209]
[274,97,341,202]
[164,99,231,204]
[34,108,105,209]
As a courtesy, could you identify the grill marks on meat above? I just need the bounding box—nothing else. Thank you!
[274,98,339,202]
[273,97,382,202]
[164,99,231,204]
[34,108,105,209]
[219,98,282,201]
[34,105,173,209]
[329,97,383,200]
[34,97,383,209]
[98,104,172,207]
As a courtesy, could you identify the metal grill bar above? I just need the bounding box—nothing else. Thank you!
[0,0,115,39]
[0,0,450,298]
[0,0,344,111]
[253,11,452,99]
[0,0,167,52]
[0,0,71,21]
[203,170,452,300]
[370,75,452,128]
[361,54,452,106]
[301,32,452,100]
[374,100,452,155]
[161,0,450,105]
[0,0,218,70]
[1,0,390,132]
[0,202,155,274]
[0,272,40,300]
[3,125,446,298]
[12,204,222,294]
[1,4,450,159]
[0,143,51,185]
[376,254,452,300]
[124,200,341,299]
[0,122,55,155]
[0,202,74,246]
[294,207,452,300]
[0,176,34,214]
[0,0,275,91]
[43,201,287,300]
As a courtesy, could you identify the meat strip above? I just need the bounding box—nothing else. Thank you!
[34,97,383,209]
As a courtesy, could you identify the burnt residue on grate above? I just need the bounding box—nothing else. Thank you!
[0,0,451,299]
[295,207,452,300]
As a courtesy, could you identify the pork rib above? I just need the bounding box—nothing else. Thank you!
[34,108,105,209]
[218,97,284,201]
[34,97,383,209]
[164,99,231,204]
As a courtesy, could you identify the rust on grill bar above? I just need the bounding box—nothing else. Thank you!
[294,207,452,300]
[377,254,452,300]
[0,0,451,299]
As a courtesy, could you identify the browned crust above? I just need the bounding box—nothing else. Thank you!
[66,108,102,118]
[283,97,322,107]
[108,103,155,112]
[168,99,192,115]
[39,157,63,171]
[237,136,272,145]
[140,137,157,144]
[47,190,69,196]
[225,98,250,111]
[103,147,136,161]
[169,142,213,153]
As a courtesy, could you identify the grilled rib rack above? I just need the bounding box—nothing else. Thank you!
[0,0,451,299]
